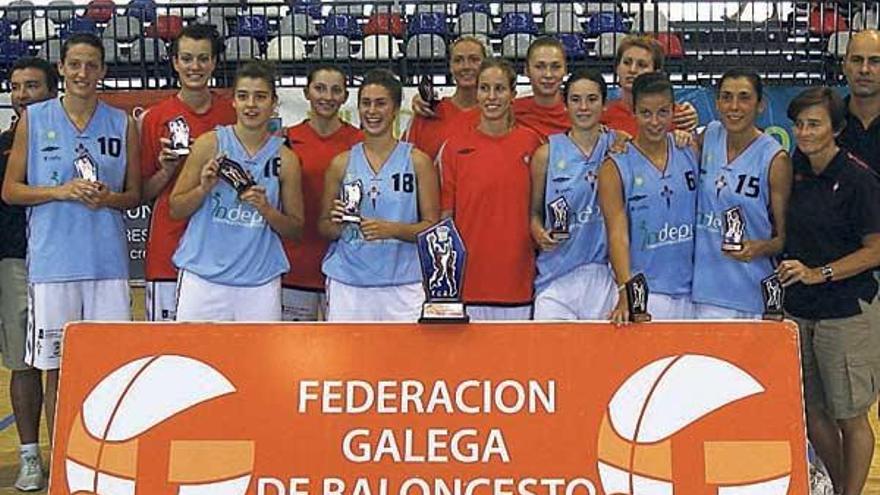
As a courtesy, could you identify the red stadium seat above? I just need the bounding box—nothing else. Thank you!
[84,0,115,23]
[809,6,847,35]
[364,13,405,38]
[146,14,183,41]
[655,32,683,59]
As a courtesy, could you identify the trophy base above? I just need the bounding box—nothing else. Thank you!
[173,148,191,156]
[721,243,744,252]
[762,312,784,321]
[341,214,362,224]
[419,302,470,324]
[550,232,570,241]
[629,312,652,323]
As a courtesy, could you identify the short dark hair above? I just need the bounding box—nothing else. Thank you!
[478,57,517,91]
[615,35,665,72]
[563,68,607,103]
[632,71,674,107]
[717,67,764,102]
[526,36,566,63]
[359,69,403,108]
[787,87,847,133]
[307,64,347,86]
[172,24,224,60]
[10,57,60,93]
[234,61,277,97]
[61,33,104,64]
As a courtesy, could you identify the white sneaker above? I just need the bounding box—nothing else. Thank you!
[14,454,43,492]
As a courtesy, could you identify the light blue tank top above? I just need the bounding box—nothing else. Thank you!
[26,98,129,283]
[173,125,289,286]
[535,132,613,291]
[612,135,697,296]
[693,120,782,312]
[322,142,421,287]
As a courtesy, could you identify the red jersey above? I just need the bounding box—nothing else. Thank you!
[601,99,638,136]
[404,98,480,160]
[513,96,569,138]
[439,125,542,305]
[284,121,362,290]
[141,93,236,281]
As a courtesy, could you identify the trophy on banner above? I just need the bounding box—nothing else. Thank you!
[761,274,785,321]
[73,151,99,183]
[167,116,191,156]
[217,155,256,196]
[625,273,652,323]
[418,75,438,111]
[721,206,745,252]
[417,218,469,323]
[340,179,364,224]
[547,196,571,241]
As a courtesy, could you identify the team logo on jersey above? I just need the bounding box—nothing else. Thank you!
[368,178,382,209]
[555,159,567,170]
[585,170,598,190]
[46,130,56,140]
[634,175,644,187]
[660,185,674,208]
[714,174,727,197]
[522,153,531,165]
[41,145,60,153]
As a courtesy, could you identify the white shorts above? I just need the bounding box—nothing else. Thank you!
[467,304,533,321]
[27,279,131,370]
[534,263,616,320]
[176,270,281,322]
[325,278,423,322]
[282,287,325,321]
[648,293,695,320]
[145,280,178,322]
[694,302,760,320]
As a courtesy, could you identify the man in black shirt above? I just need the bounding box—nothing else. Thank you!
[1,57,56,492]
[839,30,880,173]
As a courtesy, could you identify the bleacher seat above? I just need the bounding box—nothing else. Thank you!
[415,4,448,14]
[544,2,579,16]
[544,10,579,34]
[311,35,352,59]
[500,33,534,58]
[280,13,318,38]
[456,12,492,35]
[852,7,879,30]
[595,31,624,58]
[130,37,167,62]
[631,8,669,34]
[499,12,538,37]
[457,0,490,15]
[557,33,585,58]
[47,0,76,23]
[37,39,64,62]
[358,34,402,59]
[164,0,198,19]
[364,13,405,37]
[584,2,618,15]
[5,0,36,24]
[809,6,847,35]
[103,15,142,42]
[0,20,13,40]
[102,37,122,63]
[291,0,322,19]
[585,12,627,37]
[236,15,269,41]
[266,35,306,61]
[247,0,286,18]
[405,33,446,59]
[0,41,31,66]
[826,31,850,59]
[125,0,156,22]
[146,14,182,41]
[332,4,366,17]
[655,32,683,58]
[84,0,115,23]
[224,36,261,61]
[206,0,239,19]
[61,17,100,39]
[321,14,362,39]
[20,18,58,43]
[197,13,230,37]
[407,12,448,38]
[500,3,534,15]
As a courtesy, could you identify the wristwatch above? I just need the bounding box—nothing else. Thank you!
[820,265,834,282]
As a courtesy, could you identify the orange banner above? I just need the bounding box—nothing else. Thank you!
[50,321,807,495]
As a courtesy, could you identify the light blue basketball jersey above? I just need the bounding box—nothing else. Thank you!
[535,131,614,291]
[26,98,129,283]
[173,125,289,286]
[693,120,783,312]
[322,142,421,287]
[612,135,697,296]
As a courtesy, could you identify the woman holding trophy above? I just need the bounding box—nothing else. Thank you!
[319,69,440,322]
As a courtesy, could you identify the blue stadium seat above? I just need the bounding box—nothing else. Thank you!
[60,17,100,39]
[321,14,362,39]
[499,12,538,37]
[235,15,269,41]
[584,12,627,37]
[47,0,76,23]
[0,41,31,66]
[457,0,490,15]
[125,0,156,23]
[407,12,448,38]
[291,0,322,19]
[5,0,36,24]
[0,20,14,40]
[557,33,585,58]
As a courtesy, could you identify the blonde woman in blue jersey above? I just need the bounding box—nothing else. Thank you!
[2,34,141,442]
[598,72,699,323]
[170,62,304,321]
[319,69,440,322]
[530,69,619,320]
[692,68,792,319]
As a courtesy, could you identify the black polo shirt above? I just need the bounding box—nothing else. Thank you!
[784,149,880,319]
[839,96,880,175]
[0,124,26,260]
